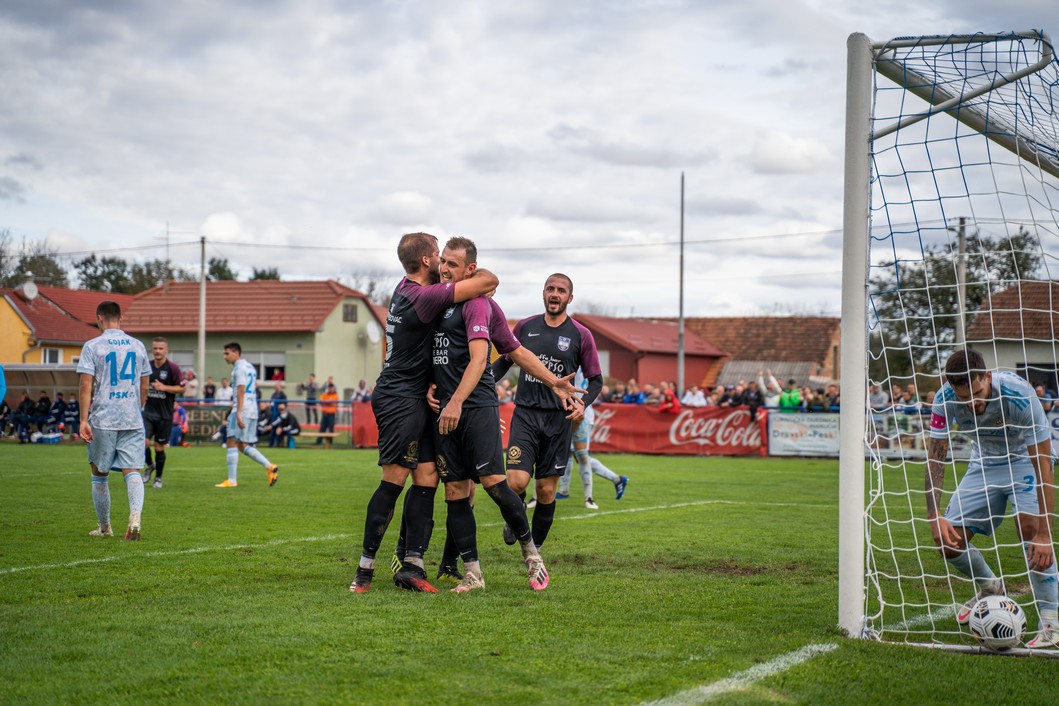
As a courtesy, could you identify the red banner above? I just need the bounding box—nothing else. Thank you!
[350,402,767,456]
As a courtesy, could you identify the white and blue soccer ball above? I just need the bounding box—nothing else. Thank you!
[968,594,1026,651]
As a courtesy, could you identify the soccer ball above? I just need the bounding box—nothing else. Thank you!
[30,431,43,443]
[968,594,1027,651]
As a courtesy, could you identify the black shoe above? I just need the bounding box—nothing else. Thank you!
[393,564,439,593]
[502,523,517,546]
[390,551,404,574]
[350,566,374,594]
[436,564,464,583]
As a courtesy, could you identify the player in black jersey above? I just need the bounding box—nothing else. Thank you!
[142,337,185,488]
[491,273,603,548]
[350,232,500,595]
[429,238,583,593]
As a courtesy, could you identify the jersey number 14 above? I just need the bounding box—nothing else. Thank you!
[105,351,138,386]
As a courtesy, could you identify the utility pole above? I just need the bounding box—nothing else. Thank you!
[198,236,206,388]
[677,172,686,395]
[954,216,967,346]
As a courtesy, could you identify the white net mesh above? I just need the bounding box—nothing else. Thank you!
[865,31,1059,646]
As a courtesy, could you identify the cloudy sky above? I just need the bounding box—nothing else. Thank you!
[1,1,1057,319]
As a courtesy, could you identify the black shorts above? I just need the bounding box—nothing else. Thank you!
[372,392,435,469]
[434,406,505,483]
[143,414,173,445]
[505,405,573,479]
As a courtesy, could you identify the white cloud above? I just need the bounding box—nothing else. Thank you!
[750,131,832,174]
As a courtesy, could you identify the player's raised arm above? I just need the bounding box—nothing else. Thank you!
[452,268,499,303]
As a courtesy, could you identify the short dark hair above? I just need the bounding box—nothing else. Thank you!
[944,348,987,388]
[397,232,438,274]
[444,236,478,265]
[224,342,242,355]
[153,336,168,344]
[96,300,121,320]
[546,273,573,293]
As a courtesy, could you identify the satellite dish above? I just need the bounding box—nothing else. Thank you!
[366,321,382,344]
[21,281,38,300]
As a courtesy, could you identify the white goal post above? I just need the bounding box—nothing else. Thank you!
[840,30,1059,654]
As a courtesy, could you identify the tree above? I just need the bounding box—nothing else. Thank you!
[130,259,180,291]
[250,267,280,280]
[0,234,68,288]
[344,270,396,307]
[208,258,237,281]
[867,226,1042,380]
[75,255,134,292]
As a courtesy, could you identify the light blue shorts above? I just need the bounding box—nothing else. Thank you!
[944,459,1041,536]
[571,421,591,448]
[87,428,146,472]
[227,408,259,444]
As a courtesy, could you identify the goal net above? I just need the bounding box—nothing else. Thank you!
[840,30,1059,652]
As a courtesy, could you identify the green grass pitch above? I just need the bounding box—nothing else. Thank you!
[0,444,1052,704]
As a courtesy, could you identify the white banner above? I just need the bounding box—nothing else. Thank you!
[768,413,840,457]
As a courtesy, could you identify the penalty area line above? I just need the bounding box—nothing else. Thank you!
[0,499,820,576]
[639,643,839,706]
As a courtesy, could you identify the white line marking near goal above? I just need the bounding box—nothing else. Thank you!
[639,643,839,706]
[888,588,1030,631]
[0,499,821,576]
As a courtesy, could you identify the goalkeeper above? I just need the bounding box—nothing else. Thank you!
[926,348,1057,649]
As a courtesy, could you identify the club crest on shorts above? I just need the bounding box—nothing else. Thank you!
[507,445,522,464]
[557,336,570,351]
[403,440,419,464]
[435,454,448,479]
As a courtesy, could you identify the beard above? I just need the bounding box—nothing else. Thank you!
[428,268,441,284]
[545,299,567,315]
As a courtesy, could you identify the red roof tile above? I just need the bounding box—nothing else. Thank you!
[572,314,727,356]
[675,316,840,363]
[966,280,1059,341]
[122,280,373,333]
[2,288,100,344]
[37,286,135,324]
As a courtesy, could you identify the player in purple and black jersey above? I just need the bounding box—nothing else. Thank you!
[350,232,500,595]
[142,337,185,488]
[428,237,583,593]
[490,273,603,548]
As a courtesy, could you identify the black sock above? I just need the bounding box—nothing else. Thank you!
[485,480,531,543]
[445,497,478,564]
[395,491,411,560]
[361,481,403,560]
[403,485,437,561]
[155,449,166,478]
[145,447,153,465]
[531,500,556,548]
[440,530,459,570]
[518,489,526,503]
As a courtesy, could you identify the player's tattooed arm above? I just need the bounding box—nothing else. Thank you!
[924,436,949,518]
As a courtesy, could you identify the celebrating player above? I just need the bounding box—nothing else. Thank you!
[77,301,151,540]
[142,337,185,488]
[215,342,280,488]
[490,273,603,547]
[926,348,1058,648]
[350,232,500,594]
[430,238,583,593]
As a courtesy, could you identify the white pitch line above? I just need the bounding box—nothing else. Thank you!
[0,498,820,576]
[640,643,839,706]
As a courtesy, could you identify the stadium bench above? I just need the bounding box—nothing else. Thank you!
[299,431,340,448]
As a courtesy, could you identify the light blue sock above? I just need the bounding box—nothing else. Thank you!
[1024,542,1059,614]
[91,474,110,527]
[243,446,271,469]
[227,447,239,483]
[124,472,144,515]
[590,457,621,484]
[946,544,997,588]
[574,449,593,498]
[559,459,572,495]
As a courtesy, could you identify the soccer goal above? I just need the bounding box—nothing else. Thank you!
[840,30,1059,654]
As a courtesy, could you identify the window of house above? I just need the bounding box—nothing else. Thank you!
[343,304,358,323]
[42,348,62,364]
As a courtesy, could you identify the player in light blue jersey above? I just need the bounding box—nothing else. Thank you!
[215,342,279,488]
[926,348,1058,648]
[77,301,151,540]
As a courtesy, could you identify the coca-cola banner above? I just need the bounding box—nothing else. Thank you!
[348,402,766,456]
